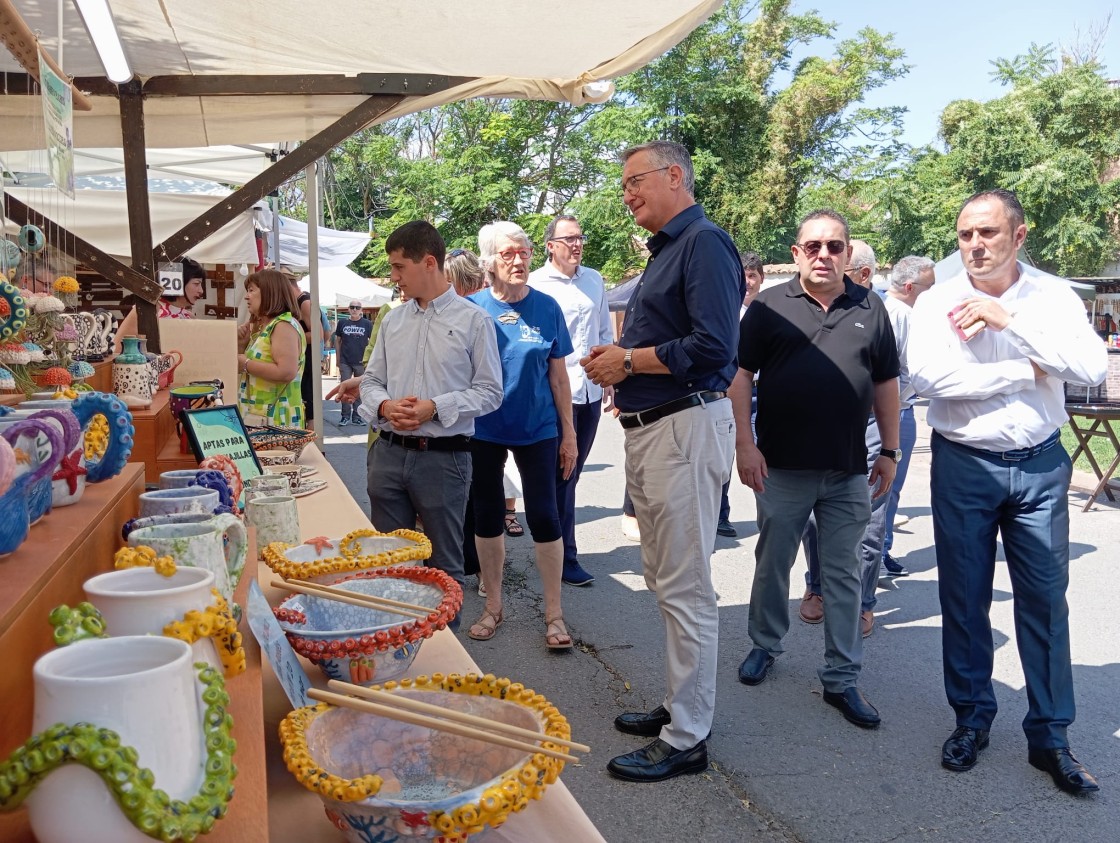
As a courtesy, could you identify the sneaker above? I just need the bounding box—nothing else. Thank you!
[716,518,737,537]
[620,514,641,542]
[350,417,365,426]
[861,610,875,638]
[799,591,824,624]
[338,417,350,426]
[562,560,595,586]
[882,555,909,577]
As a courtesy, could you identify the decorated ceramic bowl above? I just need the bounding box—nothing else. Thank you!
[274,566,462,685]
[279,673,573,842]
[255,449,296,466]
[262,528,431,585]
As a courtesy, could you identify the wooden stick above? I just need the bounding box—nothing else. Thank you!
[291,576,434,615]
[307,688,578,763]
[327,679,590,753]
[270,578,427,619]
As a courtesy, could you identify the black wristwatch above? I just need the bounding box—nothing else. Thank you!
[879,447,902,463]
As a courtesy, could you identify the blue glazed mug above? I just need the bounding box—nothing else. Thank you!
[0,473,31,557]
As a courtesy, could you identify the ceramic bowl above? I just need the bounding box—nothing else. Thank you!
[261,529,431,585]
[279,673,572,842]
[256,449,296,466]
[274,566,462,685]
[265,464,303,492]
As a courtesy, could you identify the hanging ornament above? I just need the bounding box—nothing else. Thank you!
[53,276,80,308]
[0,240,21,274]
[18,225,46,253]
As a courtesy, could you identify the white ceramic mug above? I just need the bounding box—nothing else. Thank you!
[26,636,205,843]
[127,514,248,603]
[138,486,220,519]
[83,566,224,674]
[246,494,300,555]
[265,464,303,493]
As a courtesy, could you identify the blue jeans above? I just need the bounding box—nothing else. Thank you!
[883,406,916,557]
[931,431,1074,748]
[557,399,601,565]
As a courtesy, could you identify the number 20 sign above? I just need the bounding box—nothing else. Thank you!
[158,261,184,295]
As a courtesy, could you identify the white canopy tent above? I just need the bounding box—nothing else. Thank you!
[274,216,371,270]
[0,145,283,185]
[298,266,391,310]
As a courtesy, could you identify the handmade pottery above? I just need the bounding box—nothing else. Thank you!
[260,528,431,585]
[83,566,226,674]
[158,469,204,490]
[279,673,573,843]
[255,448,296,466]
[0,473,31,557]
[243,474,290,505]
[274,566,461,685]
[112,336,153,409]
[1,417,64,525]
[26,407,87,507]
[156,349,184,390]
[25,636,206,843]
[245,494,300,553]
[70,391,135,483]
[169,382,223,452]
[127,515,248,603]
[138,486,220,519]
[265,464,303,493]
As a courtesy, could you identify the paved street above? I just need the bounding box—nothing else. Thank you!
[319,386,1118,842]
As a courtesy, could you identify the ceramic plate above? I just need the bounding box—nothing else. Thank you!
[299,465,318,477]
[292,479,327,498]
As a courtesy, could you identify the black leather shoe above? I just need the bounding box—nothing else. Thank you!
[738,648,775,685]
[823,687,881,728]
[614,705,671,737]
[607,738,708,783]
[941,726,990,771]
[1028,747,1100,795]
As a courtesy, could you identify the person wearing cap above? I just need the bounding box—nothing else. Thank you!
[333,300,373,426]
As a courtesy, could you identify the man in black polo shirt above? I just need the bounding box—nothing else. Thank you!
[583,140,743,783]
[730,209,899,729]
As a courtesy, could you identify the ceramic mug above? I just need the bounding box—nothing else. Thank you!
[127,514,248,602]
[27,407,87,507]
[138,486,220,519]
[26,636,205,843]
[244,474,290,504]
[246,494,300,556]
[1,417,64,525]
[121,511,218,541]
[83,566,225,675]
[159,469,204,490]
[265,464,303,493]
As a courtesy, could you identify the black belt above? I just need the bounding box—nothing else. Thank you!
[382,432,472,452]
[619,391,727,430]
[948,429,1061,462]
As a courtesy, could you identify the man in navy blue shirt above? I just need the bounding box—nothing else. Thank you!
[583,140,743,783]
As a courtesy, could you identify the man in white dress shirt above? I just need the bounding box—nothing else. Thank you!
[909,188,1106,795]
[529,215,614,586]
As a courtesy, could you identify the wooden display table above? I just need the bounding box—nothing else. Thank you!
[263,446,606,843]
[0,465,268,842]
[1067,403,1120,511]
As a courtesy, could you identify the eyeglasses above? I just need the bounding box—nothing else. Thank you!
[548,235,587,246]
[795,240,847,258]
[622,167,670,196]
[495,248,531,263]
[349,305,363,310]
[448,248,467,258]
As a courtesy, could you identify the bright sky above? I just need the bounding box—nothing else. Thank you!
[794,0,1119,148]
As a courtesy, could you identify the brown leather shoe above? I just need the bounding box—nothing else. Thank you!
[861,610,874,638]
[799,591,823,624]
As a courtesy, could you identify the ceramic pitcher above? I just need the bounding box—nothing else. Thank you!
[26,636,205,843]
[83,566,225,675]
[127,514,248,603]
[26,407,87,507]
[113,336,153,409]
[156,349,184,390]
[1,417,64,525]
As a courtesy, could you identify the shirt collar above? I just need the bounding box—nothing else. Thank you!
[645,204,705,255]
[784,275,866,303]
[407,284,458,314]
[544,259,582,281]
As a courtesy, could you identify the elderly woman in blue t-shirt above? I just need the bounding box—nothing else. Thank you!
[466,221,577,650]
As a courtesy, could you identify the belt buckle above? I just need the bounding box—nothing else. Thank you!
[416,437,429,451]
[1001,449,1026,461]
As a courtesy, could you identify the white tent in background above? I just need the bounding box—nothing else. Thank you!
[274,216,371,269]
[298,265,391,310]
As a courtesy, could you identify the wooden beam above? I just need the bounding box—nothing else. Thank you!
[0,0,93,110]
[153,95,402,260]
[119,80,161,352]
[2,193,162,301]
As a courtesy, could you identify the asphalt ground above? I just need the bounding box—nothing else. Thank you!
[319,382,1118,842]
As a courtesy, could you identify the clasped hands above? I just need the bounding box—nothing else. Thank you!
[324,379,435,431]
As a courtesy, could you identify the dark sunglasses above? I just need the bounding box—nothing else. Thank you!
[349,305,363,310]
[795,239,846,258]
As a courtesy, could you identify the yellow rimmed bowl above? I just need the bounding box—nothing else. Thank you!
[262,528,431,585]
[279,673,572,842]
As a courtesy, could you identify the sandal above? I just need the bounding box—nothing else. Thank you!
[545,616,572,650]
[468,608,503,641]
[503,509,525,538]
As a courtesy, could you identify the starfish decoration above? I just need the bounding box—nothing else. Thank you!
[14,447,31,465]
[303,535,334,554]
[52,449,88,495]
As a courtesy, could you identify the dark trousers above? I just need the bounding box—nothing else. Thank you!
[931,431,1075,748]
[557,398,601,564]
[472,438,562,543]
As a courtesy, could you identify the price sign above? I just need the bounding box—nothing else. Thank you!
[246,579,312,709]
[158,261,184,295]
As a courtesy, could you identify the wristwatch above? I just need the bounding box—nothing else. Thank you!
[879,447,902,463]
[623,349,634,375]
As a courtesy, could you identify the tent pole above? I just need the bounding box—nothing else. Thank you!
[306,160,323,445]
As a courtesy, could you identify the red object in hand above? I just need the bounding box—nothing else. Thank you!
[949,304,986,342]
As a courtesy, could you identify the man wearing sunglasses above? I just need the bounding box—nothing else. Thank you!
[583,141,743,784]
[333,301,373,426]
[529,215,613,587]
[730,210,900,730]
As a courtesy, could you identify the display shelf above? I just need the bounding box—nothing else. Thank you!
[0,463,268,842]
[125,388,179,483]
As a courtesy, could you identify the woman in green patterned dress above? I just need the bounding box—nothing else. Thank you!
[236,268,307,427]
